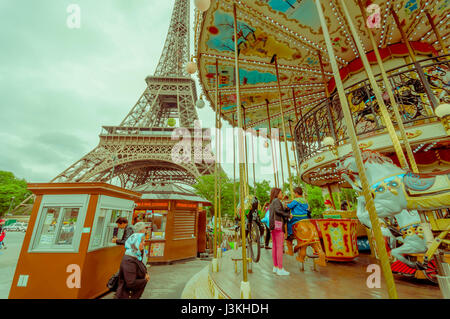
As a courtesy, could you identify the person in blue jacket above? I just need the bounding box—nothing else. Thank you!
[286,187,311,240]
[260,202,271,249]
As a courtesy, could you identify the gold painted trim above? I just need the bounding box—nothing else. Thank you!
[314,156,325,163]
[358,141,373,149]
[397,130,422,140]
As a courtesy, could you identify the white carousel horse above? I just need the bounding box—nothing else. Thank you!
[355,195,427,268]
[339,150,450,218]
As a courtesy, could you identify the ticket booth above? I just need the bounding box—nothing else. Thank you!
[9,183,141,299]
[132,183,211,263]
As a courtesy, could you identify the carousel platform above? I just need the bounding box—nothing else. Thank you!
[206,248,442,299]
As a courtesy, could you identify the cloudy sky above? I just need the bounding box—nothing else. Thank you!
[0,0,291,185]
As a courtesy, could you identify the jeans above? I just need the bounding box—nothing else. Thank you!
[271,229,284,268]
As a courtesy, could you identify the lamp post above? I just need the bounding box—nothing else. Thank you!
[6,196,15,217]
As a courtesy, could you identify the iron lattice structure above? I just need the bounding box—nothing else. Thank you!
[52,0,215,188]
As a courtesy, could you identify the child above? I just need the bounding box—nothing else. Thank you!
[286,187,310,239]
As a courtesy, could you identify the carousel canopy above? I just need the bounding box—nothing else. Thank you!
[194,0,449,139]
[133,182,211,205]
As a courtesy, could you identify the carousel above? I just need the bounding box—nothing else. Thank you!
[189,0,449,299]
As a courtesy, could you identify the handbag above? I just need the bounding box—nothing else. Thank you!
[274,220,283,231]
[107,271,119,291]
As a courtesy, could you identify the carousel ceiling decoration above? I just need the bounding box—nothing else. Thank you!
[194,0,449,139]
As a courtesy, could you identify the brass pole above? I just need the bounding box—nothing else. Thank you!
[357,0,419,174]
[292,88,300,122]
[288,118,301,183]
[243,106,250,189]
[213,59,219,259]
[251,129,256,187]
[218,96,223,251]
[318,51,330,98]
[425,10,448,55]
[339,0,409,171]
[265,100,279,188]
[327,184,336,210]
[233,114,237,219]
[390,6,439,110]
[232,3,248,284]
[274,55,294,199]
[316,0,398,299]
[278,128,285,188]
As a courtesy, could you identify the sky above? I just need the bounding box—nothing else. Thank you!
[0,0,294,185]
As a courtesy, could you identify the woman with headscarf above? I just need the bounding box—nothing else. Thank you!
[115,233,149,299]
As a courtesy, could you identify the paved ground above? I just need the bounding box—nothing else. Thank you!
[0,231,25,299]
[103,258,211,299]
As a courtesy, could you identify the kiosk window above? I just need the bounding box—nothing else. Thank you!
[151,211,167,240]
[90,208,132,250]
[32,206,81,251]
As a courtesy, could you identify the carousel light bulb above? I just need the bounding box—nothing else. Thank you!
[322,136,335,146]
[435,103,450,118]
[194,0,211,11]
[196,96,205,109]
[186,61,197,74]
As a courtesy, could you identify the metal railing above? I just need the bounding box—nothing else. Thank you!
[294,55,449,163]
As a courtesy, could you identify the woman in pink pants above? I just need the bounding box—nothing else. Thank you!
[268,188,292,276]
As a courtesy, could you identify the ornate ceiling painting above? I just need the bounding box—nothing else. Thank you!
[195,0,449,139]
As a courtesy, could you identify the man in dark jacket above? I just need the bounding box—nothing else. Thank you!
[112,217,134,245]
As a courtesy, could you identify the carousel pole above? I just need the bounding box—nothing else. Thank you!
[266,100,279,188]
[212,58,220,271]
[218,95,223,257]
[277,127,285,188]
[339,0,409,171]
[251,129,256,187]
[425,10,448,55]
[233,114,237,219]
[232,3,250,298]
[273,54,294,199]
[315,0,398,299]
[357,0,419,174]
[318,51,330,98]
[390,6,439,111]
[292,88,300,122]
[288,118,301,183]
[242,106,250,190]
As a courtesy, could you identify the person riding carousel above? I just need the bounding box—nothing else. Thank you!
[285,187,311,254]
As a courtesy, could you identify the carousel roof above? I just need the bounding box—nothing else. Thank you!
[194,0,449,139]
[133,182,211,204]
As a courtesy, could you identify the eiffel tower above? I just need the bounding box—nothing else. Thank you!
[52,0,215,188]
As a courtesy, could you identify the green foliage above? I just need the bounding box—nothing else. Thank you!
[193,174,273,218]
[248,180,271,206]
[0,171,33,217]
[193,172,358,220]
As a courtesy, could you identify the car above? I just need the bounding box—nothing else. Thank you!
[3,225,18,231]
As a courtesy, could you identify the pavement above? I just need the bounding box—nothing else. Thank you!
[102,258,211,299]
[0,231,25,299]
[0,230,210,299]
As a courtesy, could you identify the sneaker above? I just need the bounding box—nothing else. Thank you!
[273,266,277,273]
[277,268,290,276]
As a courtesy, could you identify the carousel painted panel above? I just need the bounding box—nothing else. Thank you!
[316,218,359,261]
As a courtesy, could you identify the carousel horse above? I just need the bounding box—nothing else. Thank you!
[289,220,327,269]
[355,195,427,268]
[339,150,450,218]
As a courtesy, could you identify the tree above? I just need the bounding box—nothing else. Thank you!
[0,171,33,216]
[193,173,238,218]
[248,180,271,206]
